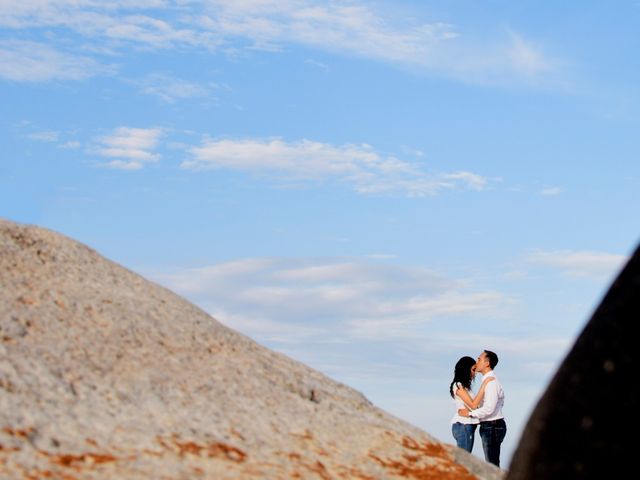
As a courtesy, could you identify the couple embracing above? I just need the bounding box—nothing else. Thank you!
[449,350,506,467]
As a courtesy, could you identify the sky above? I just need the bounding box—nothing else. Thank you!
[2,0,639,467]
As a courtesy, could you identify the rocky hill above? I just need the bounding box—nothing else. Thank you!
[0,219,502,479]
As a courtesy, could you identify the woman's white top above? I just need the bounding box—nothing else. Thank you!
[451,382,480,425]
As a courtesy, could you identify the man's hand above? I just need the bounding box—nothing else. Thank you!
[458,409,469,417]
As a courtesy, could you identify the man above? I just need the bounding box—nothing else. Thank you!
[458,350,506,467]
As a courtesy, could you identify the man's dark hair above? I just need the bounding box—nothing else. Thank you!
[484,350,499,369]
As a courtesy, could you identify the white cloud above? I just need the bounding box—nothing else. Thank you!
[0,1,559,86]
[200,308,325,345]
[440,171,489,191]
[199,1,458,64]
[93,126,164,169]
[0,1,221,59]
[503,270,528,281]
[367,254,398,260]
[304,58,329,72]
[103,160,144,170]
[435,333,571,358]
[0,1,217,48]
[185,137,382,175]
[539,186,564,196]
[0,1,171,30]
[400,145,425,157]
[0,40,110,82]
[27,130,59,142]
[59,141,82,149]
[183,137,490,196]
[103,14,204,49]
[200,2,557,83]
[506,32,553,76]
[346,291,509,340]
[526,249,629,278]
[152,257,509,344]
[135,73,216,103]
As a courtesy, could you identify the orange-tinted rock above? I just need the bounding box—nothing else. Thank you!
[0,219,502,479]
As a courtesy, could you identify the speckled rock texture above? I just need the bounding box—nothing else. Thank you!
[0,219,503,479]
[507,244,640,479]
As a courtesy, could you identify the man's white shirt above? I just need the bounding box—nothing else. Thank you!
[468,370,504,421]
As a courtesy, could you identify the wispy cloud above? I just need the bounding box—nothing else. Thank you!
[506,32,553,76]
[23,124,490,191]
[346,291,508,340]
[526,249,629,278]
[200,1,557,83]
[182,137,491,196]
[199,1,458,62]
[152,257,509,344]
[0,1,217,49]
[0,40,111,82]
[93,126,164,170]
[0,1,559,86]
[539,186,564,196]
[304,58,330,72]
[59,141,81,150]
[103,14,207,49]
[436,332,571,356]
[27,130,59,142]
[440,172,489,191]
[134,73,216,103]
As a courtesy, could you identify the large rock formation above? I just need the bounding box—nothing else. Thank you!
[507,245,640,478]
[0,219,502,479]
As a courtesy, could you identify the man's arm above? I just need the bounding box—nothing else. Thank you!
[467,381,498,420]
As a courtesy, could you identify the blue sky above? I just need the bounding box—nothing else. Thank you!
[2,0,639,465]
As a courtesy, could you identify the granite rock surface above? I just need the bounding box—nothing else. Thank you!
[0,219,503,479]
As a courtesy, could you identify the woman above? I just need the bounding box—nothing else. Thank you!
[449,356,495,452]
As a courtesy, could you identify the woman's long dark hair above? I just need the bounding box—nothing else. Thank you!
[449,356,476,398]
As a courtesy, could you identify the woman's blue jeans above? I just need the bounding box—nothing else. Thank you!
[452,422,477,452]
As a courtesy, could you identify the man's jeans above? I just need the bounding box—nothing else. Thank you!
[479,419,507,467]
[452,422,477,453]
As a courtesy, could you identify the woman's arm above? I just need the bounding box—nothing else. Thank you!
[456,378,495,410]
